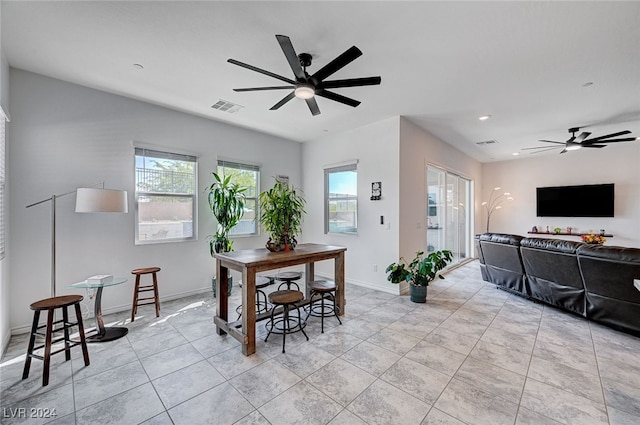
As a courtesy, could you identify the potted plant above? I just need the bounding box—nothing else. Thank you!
[258,178,306,252]
[386,250,453,303]
[206,172,247,296]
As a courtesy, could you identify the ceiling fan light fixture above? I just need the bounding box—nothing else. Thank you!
[294,84,315,99]
[565,144,582,151]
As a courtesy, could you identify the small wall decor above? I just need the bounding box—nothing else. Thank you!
[370,181,382,200]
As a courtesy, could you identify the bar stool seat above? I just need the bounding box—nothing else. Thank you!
[23,295,90,386]
[306,280,342,333]
[276,271,302,290]
[131,266,161,322]
[265,290,308,353]
[236,276,272,319]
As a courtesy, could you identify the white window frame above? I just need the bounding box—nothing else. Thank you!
[324,162,358,235]
[217,159,260,237]
[134,147,198,245]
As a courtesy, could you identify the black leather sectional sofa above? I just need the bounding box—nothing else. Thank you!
[476,233,640,336]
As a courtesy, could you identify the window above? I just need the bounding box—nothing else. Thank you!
[325,163,358,234]
[0,108,6,259]
[217,160,259,236]
[135,148,197,244]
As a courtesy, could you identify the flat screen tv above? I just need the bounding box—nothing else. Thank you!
[536,183,614,217]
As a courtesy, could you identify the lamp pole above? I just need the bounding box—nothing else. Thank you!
[26,182,123,298]
[481,187,514,233]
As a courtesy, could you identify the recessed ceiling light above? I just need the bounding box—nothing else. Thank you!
[478,115,491,121]
[133,63,144,70]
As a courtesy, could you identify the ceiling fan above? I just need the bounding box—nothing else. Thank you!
[227,35,381,116]
[522,127,637,154]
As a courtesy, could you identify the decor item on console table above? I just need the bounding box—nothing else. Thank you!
[527,230,613,237]
[386,250,453,303]
[581,233,606,244]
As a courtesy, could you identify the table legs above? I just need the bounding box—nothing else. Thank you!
[86,287,128,342]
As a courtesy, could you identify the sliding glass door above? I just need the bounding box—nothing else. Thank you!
[427,165,472,266]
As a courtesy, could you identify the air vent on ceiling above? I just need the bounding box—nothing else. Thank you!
[476,140,497,145]
[211,99,244,114]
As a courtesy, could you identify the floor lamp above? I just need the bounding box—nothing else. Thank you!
[26,183,128,298]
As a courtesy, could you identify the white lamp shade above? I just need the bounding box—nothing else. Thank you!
[75,188,128,213]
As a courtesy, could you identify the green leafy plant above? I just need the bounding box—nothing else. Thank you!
[258,178,306,251]
[206,172,246,255]
[386,250,454,287]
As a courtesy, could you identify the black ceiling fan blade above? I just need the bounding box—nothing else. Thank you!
[584,130,632,142]
[584,137,636,144]
[559,149,568,154]
[269,92,295,110]
[538,140,567,145]
[577,131,591,141]
[306,97,321,116]
[320,76,382,89]
[227,59,297,85]
[311,46,362,83]
[275,35,306,81]
[522,146,562,152]
[233,85,295,92]
[316,89,361,107]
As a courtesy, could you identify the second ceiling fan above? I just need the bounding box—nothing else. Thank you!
[228,35,381,116]
[522,127,637,154]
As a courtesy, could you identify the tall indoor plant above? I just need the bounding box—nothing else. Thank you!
[206,172,246,295]
[258,178,306,252]
[386,250,453,302]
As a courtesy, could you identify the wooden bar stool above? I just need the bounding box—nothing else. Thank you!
[275,271,302,290]
[306,280,342,333]
[265,290,308,353]
[23,295,90,386]
[131,267,161,322]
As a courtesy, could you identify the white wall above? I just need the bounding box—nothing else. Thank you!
[0,0,12,353]
[8,69,301,332]
[301,116,484,295]
[398,118,483,290]
[302,117,401,293]
[482,143,640,247]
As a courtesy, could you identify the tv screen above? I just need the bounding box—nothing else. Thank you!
[536,184,614,217]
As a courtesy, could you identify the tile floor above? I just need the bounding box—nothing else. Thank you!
[1,260,640,424]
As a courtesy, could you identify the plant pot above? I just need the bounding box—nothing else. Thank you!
[265,236,297,252]
[409,284,427,303]
[212,276,233,298]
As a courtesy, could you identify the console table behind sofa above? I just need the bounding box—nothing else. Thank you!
[477,233,640,336]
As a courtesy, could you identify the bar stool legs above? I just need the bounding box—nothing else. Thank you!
[265,290,308,353]
[131,267,161,322]
[236,276,272,320]
[23,295,90,386]
[306,280,342,333]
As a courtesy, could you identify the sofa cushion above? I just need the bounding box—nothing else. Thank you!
[577,244,640,335]
[479,233,526,293]
[520,238,585,316]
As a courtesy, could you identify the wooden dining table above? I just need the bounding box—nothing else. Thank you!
[213,243,347,355]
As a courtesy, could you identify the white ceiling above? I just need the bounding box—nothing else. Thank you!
[2,1,639,162]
